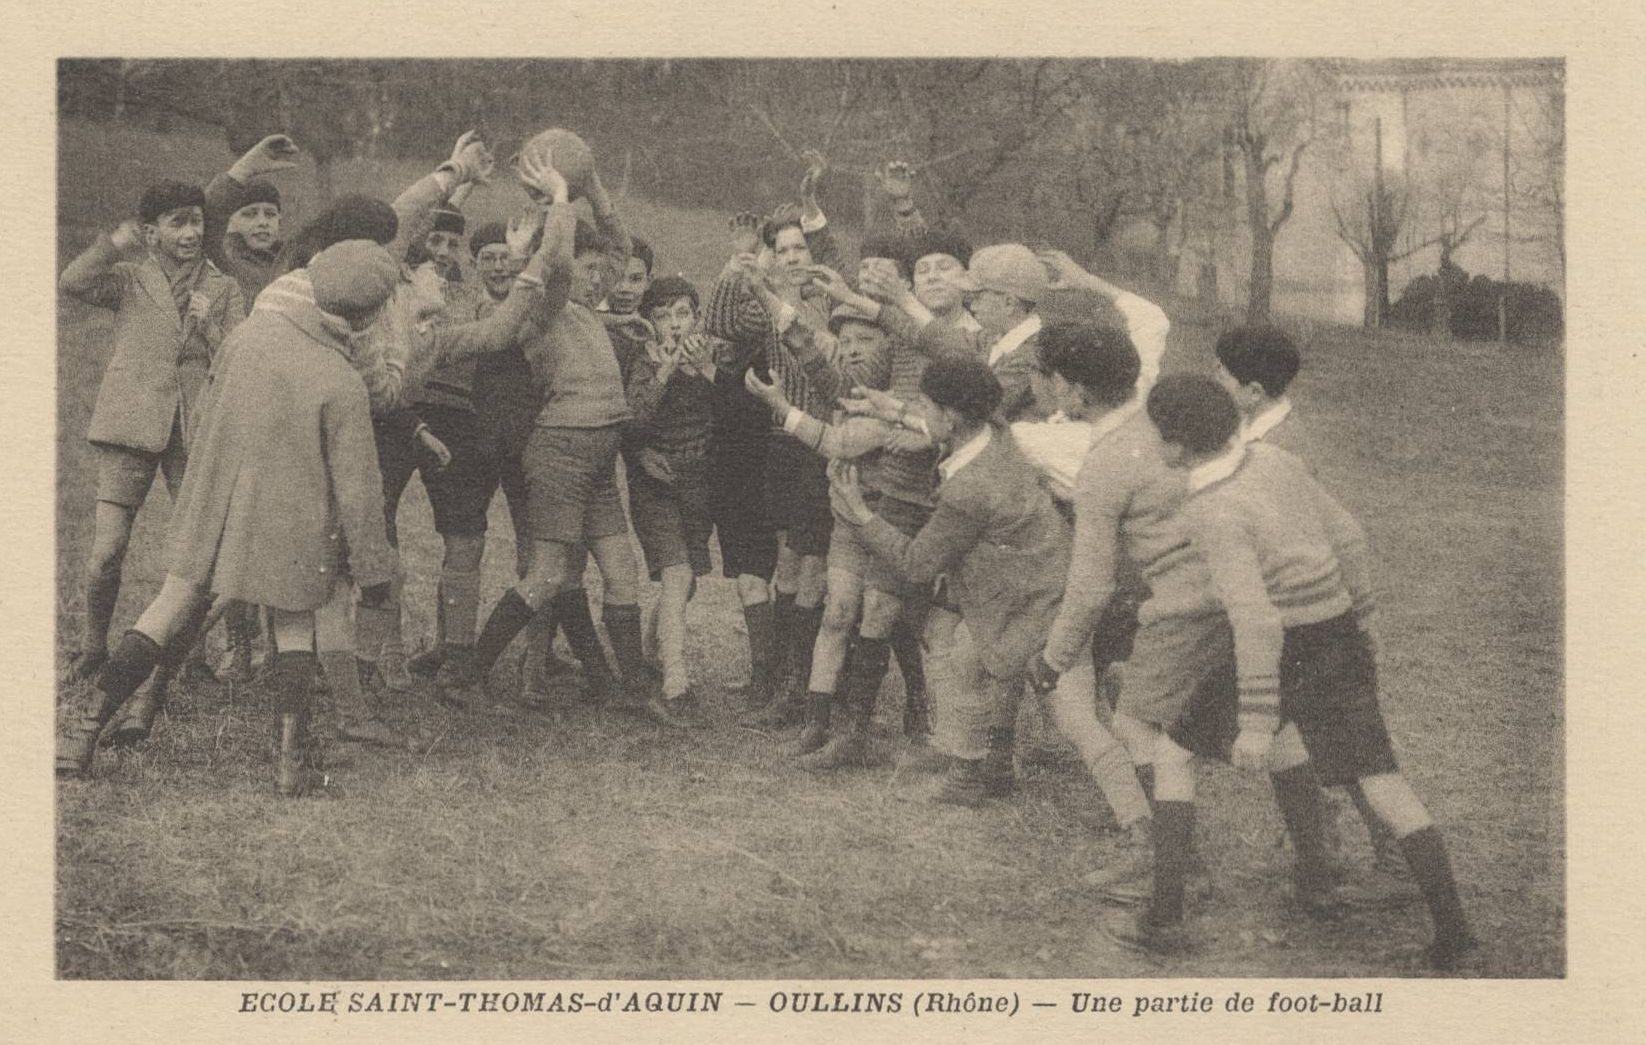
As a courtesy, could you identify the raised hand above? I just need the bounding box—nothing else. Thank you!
[505,212,538,260]
[108,219,144,253]
[1036,248,1090,291]
[768,201,803,228]
[806,264,852,301]
[876,160,916,202]
[448,130,491,184]
[518,149,569,204]
[678,333,716,379]
[728,212,762,257]
[799,148,828,199]
[857,264,910,305]
[234,134,301,179]
[838,385,905,424]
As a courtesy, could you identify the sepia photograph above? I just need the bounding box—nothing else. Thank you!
[49,53,1565,985]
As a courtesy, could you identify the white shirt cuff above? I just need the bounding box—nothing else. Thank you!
[800,211,828,234]
[782,407,804,433]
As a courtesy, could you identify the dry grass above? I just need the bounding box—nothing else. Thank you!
[54,119,1563,980]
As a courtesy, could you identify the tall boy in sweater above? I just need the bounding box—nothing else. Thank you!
[1214,326,1405,877]
[60,181,245,684]
[1119,375,1476,971]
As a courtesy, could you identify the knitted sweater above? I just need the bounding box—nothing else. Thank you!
[781,408,936,508]
[1180,441,1377,733]
[415,277,486,413]
[1040,409,1218,673]
[625,349,715,462]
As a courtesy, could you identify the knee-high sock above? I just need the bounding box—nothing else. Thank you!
[272,650,319,717]
[842,635,891,726]
[788,604,824,688]
[1149,801,1195,924]
[474,589,537,672]
[1271,763,1333,895]
[602,603,648,689]
[771,590,797,681]
[83,559,122,657]
[441,568,482,648]
[1399,826,1472,945]
[890,617,926,704]
[95,630,163,713]
[554,588,610,675]
[380,574,407,659]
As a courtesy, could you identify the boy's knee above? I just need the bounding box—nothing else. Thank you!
[821,594,859,633]
[1358,773,1433,837]
[735,575,770,606]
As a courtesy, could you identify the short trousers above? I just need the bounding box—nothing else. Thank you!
[93,421,187,508]
[1115,611,1234,726]
[522,425,628,545]
[1092,567,1147,678]
[376,404,499,541]
[628,460,714,581]
[765,436,833,558]
[1168,613,1399,786]
[827,494,932,598]
[709,434,777,580]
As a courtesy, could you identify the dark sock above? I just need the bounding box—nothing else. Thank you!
[98,630,163,708]
[602,602,649,687]
[1135,763,1157,805]
[553,588,609,675]
[844,634,891,726]
[1271,763,1334,896]
[742,599,777,695]
[1399,825,1472,944]
[473,589,537,670]
[272,650,319,716]
[83,560,122,657]
[771,591,797,687]
[1149,801,1195,925]
[890,617,926,704]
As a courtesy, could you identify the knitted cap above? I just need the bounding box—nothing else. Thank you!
[310,194,398,251]
[432,207,465,235]
[309,240,401,317]
[957,243,1048,303]
[139,180,206,224]
[468,220,508,257]
[234,179,282,212]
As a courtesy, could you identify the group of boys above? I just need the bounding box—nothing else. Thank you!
[57,129,1476,972]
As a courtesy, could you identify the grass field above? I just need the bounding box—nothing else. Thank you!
[54,119,1563,980]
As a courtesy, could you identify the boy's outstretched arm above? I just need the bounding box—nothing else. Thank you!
[60,221,141,310]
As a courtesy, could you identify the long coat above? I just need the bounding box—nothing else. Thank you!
[164,295,395,611]
[60,238,245,452]
[858,426,1072,678]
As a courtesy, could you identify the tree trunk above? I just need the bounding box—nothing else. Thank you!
[1151,220,1176,297]
[1244,147,1274,323]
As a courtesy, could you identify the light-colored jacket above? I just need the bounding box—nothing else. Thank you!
[60,238,245,452]
[164,291,394,610]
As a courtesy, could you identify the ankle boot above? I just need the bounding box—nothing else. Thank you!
[57,630,162,777]
[789,692,834,755]
[602,603,655,701]
[104,670,171,748]
[895,691,948,774]
[799,638,887,772]
[275,712,328,797]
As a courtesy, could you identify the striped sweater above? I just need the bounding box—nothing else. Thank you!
[1180,441,1377,733]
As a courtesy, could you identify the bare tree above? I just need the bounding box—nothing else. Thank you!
[1217,59,1326,323]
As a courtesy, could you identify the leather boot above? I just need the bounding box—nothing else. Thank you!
[57,630,162,777]
[896,689,948,774]
[799,637,887,772]
[789,692,834,755]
